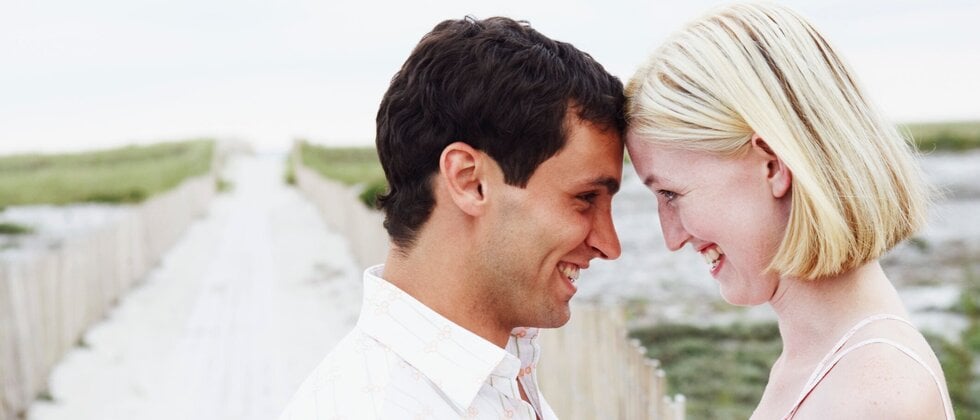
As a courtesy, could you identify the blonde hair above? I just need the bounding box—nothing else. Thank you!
[626,1,929,279]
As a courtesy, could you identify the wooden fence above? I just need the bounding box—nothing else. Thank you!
[0,165,218,420]
[539,304,686,420]
[292,161,388,268]
[292,147,685,419]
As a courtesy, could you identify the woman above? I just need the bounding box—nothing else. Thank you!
[625,2,954,419]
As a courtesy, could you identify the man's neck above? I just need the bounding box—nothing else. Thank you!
[381,245,513,348]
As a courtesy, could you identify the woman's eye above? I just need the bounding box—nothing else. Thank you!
[657,190,678,202]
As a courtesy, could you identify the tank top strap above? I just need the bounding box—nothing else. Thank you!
[781,314,931,420]
[795,314,912,396]
[783,338,954,420]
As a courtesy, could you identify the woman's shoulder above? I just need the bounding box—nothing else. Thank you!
[798,331,949,419]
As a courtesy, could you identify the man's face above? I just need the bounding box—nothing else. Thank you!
[478,116,623,329]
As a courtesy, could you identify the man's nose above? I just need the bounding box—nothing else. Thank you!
[659,209,690,252]
[588,207,622,260]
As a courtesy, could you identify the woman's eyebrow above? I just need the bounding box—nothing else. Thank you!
[642,172,674,188]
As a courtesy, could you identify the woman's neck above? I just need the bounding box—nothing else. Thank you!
[768,261,909,364]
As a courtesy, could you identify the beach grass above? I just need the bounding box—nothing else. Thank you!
[0,222,34,235]
[297,141,387,207]
[284,153,297,186]
[292,120,980,206]
[926,332,978,419]
[0,140,214,207]
[216,177,233,193]
[905,121,980,152]
[630,322,782,420]
[632,315,980,420]
[944,266,980,419]
[298,142,385,186]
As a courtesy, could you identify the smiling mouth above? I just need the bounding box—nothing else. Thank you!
[558,262,580,283]
[702,246,724,272]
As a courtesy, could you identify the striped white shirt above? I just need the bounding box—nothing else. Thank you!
[278,265,558,419]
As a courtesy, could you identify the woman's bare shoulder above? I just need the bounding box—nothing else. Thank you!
[797,340,948,419]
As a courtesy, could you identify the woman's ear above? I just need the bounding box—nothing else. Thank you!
[439,142,487,216]
[751,134,792,199]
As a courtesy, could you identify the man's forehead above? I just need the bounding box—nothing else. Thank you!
[530,116,623,190]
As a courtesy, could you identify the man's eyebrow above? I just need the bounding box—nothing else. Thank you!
[591,176,620,195]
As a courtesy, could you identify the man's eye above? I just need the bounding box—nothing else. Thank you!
[657,190,678,202]
[578,192,598,204]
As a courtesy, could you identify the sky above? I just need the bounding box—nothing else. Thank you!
[1,0,978,154]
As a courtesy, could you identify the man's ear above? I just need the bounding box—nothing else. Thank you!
[750,134,792,199]
[439,142,487,216]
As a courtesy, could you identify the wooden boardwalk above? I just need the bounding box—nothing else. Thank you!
[27,155,362,420]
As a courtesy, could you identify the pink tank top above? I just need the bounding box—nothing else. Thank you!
[781,314,954,420]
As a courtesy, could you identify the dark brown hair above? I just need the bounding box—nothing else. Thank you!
[376,16,625,250]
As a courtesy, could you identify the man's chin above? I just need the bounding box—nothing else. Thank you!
[529,306,571,329]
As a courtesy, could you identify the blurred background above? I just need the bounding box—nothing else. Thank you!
[1,1,979,419]
[2,0,978,154]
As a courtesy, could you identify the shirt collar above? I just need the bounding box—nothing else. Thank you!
[358,265,540,411]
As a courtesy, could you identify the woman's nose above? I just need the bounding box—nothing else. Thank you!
[659,209,690,252]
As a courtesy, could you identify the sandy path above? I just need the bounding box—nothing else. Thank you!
[27,154,362,420]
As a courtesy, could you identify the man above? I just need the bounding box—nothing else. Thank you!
[279,16,624,419]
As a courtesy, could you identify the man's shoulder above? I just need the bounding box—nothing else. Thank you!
[297,328,390,384]
[277,328,387,420]
[277,328,459,420]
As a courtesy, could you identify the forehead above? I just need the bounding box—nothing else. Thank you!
[626,134,716,184]
[532,119,624,188]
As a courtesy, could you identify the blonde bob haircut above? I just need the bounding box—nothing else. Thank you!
[626,2,929,279]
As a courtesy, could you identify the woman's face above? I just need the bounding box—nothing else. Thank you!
[626,133,792,306]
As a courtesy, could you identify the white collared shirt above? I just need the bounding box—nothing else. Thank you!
[278,265,558,420]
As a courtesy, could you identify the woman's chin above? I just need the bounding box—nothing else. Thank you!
[719,290,768,307]
[717,272,779,307]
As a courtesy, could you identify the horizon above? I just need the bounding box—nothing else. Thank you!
[2,0,978,155]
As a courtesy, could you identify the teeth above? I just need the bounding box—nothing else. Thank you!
[702,247,723,271]
[559,263,580,282]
